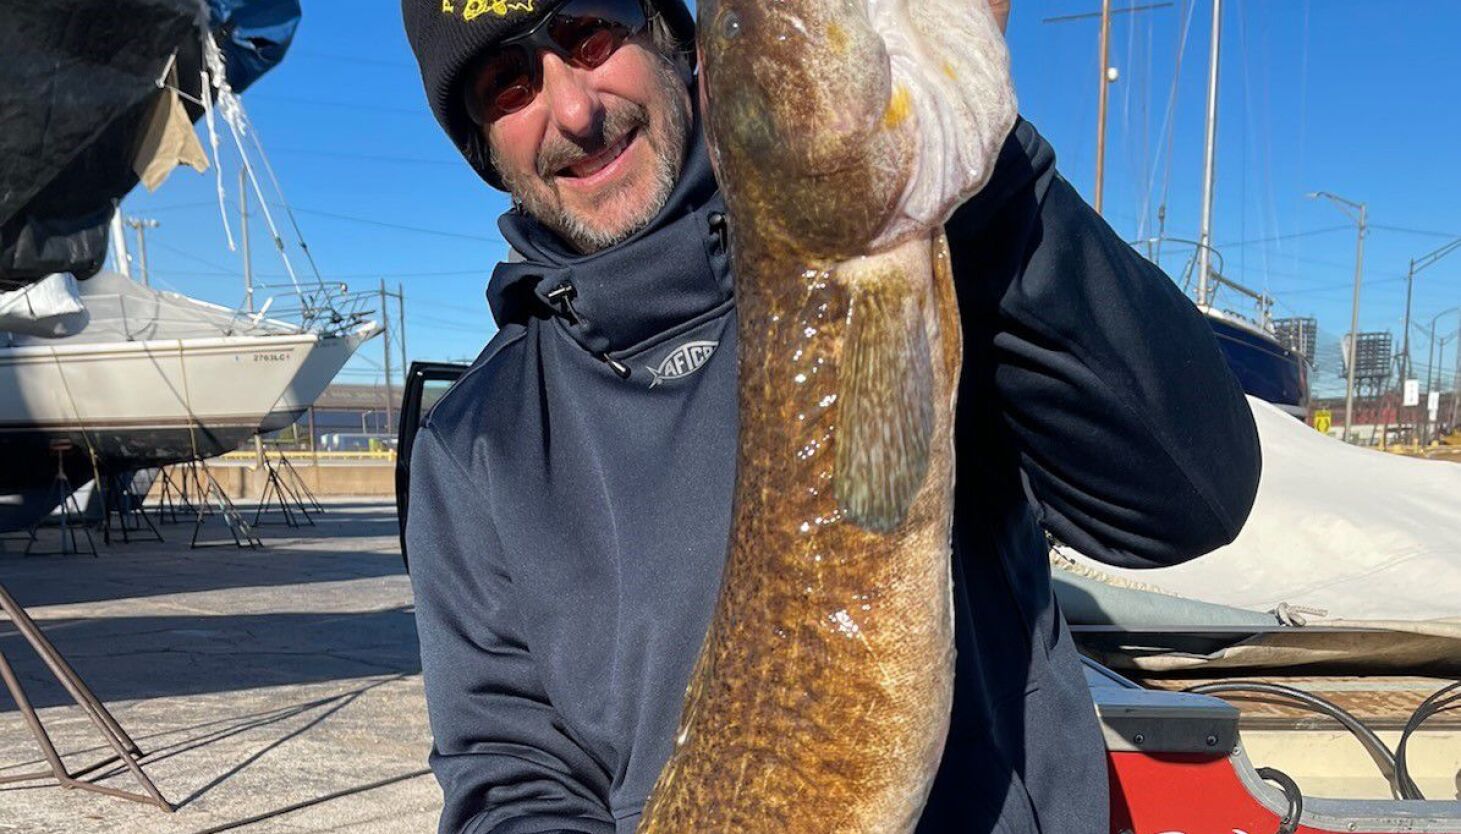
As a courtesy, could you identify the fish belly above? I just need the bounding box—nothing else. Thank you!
[638,235,962,834]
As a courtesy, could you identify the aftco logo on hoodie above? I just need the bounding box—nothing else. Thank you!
[647,341,718,388]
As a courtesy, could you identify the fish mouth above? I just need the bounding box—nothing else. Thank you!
[554,128,640,185]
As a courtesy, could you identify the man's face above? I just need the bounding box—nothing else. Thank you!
[483,37,692,254]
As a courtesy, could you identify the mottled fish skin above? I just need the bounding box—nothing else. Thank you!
[636,0,1011,830]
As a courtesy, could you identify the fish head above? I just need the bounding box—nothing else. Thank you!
[698,0,912,259]
[697,0,1017,259]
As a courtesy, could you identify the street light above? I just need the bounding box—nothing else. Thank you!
[1399,236,1461,383]
[1421,306,1461,444]
[1307,191,1367,442]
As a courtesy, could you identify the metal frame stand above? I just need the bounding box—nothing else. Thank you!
[252,457,313,529]
[0,583,172,811]
[279,455,324,514]
[25,442,96,558]
[189,463,261,550]
[101,471,164,546]
[151,464,201,526]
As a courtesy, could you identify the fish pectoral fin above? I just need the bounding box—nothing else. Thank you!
[833,251,936,533]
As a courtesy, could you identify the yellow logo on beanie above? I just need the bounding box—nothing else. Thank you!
[442,0,537,19]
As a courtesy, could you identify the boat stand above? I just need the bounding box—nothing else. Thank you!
[101,471,163,546]
[189,464,261,550]
[151,464,201,526]
[0,583,172,811]
[279,454,324,514]
[26,442,97,558]
[252,456,314,529]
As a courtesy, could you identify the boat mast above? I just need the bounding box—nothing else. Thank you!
[1195,0,1222,307]
[240,170,254,313]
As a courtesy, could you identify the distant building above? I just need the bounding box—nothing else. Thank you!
[267,383,400,449]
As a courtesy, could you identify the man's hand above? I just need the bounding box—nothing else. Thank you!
[989,0,1010,33]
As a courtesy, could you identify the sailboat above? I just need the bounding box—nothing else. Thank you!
[1092,0,1311,417]
[0,1,378,531]
[1065,4,1460,824]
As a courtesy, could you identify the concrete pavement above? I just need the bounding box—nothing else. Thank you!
[0,500,441,833]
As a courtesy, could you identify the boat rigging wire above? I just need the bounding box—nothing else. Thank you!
[197,50,237,252]
[1138,0,1195,247]
[237,105,329,291]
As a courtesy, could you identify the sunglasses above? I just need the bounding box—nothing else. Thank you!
[463,0,650,125]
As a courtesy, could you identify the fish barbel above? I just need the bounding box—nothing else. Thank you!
[636,0,1015,831]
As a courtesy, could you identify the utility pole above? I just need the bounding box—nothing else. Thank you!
[1309,191,1366,442]
[1420,306,1460,445]
[1195,0,1223,307]
[1400,236,1461,439]
[380,279,395,435]
[125,217,159,286]
[397,282,409,380]
[1041,3,1171,216]
[240,170,254,313]
[1452,313,1461,431]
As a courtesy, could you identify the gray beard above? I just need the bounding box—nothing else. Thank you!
[494,60,690,254]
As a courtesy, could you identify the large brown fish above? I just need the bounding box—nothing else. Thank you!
[637,0,1015,831]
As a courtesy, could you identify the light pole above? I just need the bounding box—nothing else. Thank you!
[1452,312,1461,431]
[1308,191,1367,442]
[1435,333,1456,444]
[1399,236,1461,384]
[1421,306,1461,445]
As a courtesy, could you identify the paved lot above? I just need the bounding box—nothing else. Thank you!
[0,500,441,833]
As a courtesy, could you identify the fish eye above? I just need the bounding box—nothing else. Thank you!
[720,11,742,39]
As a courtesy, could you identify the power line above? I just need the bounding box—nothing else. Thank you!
[148,239,239,275]
[284,49,416,70]
[275,205,507,244]
[268,148,462,167]
[1371,223,1461,240]
[248,94,422,116]
[1217,224,1351,248]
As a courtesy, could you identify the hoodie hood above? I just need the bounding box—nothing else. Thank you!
[486,112,731,362]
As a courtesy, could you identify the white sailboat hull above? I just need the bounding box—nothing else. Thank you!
[0,323,379,491]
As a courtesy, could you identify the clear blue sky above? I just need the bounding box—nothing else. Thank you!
[121,1,1461,395]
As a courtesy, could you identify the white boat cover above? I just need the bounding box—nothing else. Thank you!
[1059,397,1461,674]
[0,273,88,337]
[1,270,297,347]
[1065,397,1461,621]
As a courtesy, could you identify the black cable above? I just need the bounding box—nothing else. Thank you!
[1255,766,1304,834]
[1393,681,1461,801]
[1183,681,1402,795]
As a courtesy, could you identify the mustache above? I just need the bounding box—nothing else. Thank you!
[536,103,650,178]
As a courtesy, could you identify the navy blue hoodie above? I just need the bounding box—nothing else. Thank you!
[406,117,1261,834]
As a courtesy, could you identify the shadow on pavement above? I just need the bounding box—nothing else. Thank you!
[0,607,420,712]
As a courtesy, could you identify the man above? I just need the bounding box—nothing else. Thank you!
[401,1,1261,832]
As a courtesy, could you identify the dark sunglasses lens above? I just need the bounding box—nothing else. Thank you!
[469,47,535,123]
[465,0,647,124]
[549,0,645,66]
[565,24,625,68]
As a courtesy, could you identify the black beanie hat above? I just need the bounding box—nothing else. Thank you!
[402,0,696,190]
